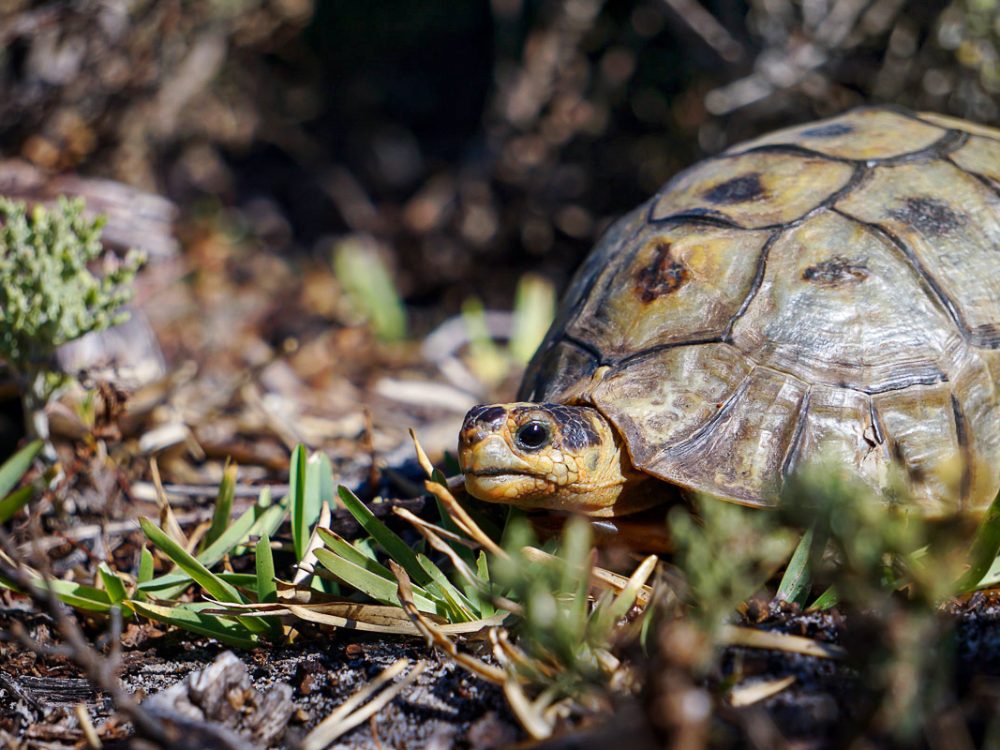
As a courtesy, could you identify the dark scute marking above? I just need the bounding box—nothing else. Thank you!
[889,196,964,235]
[800,122,854,138]
[702,173,766,205]
[951,394,972,503]
[512,404,602,451]
[634,241,689,302]
[802,255,870,286]
[463,405,507,432]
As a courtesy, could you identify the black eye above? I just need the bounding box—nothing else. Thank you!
[516,421,550,451]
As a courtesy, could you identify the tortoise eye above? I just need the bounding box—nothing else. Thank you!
[516,421,551,451]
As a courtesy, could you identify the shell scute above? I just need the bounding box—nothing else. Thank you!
[567,223,769,360]
[948,135,1000,188]
[786,386,889,491]
[651,151,854,228]
[643,367,808,505]
[730,210,963,393]
[835,159,1000,347]
[729,108,946,160]
[871,385,963,515]
[590,343,752,466]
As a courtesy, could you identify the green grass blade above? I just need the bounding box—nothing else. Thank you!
[808,585,839,611]
[317,527,394,579]
[317,452,335,506]
[0,440,42,499]
[957,487,1000,593]
[290,445,308,561]
[332,237,407,342]
[131,601,258,649]
[313,547,439,613]
[98,563,128,605]
[475,552,495,617]
[417,553,478,621]
[777,524,818,607]
[304,453,325,529]
[142,499,286,600]
[255,535,277,605]
[137,546,154,583]
[0,485,34,524]
[204,460,237,549]
[336,486,434,587]
[0,573,113,612]
[138,572,258,593]
[510,274,555,365]
[140,517,244,605]
[201,500,286,569]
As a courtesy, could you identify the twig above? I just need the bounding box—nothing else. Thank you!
[0,524,174,746]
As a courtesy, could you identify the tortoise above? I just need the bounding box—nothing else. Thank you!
[458,107,1000,523]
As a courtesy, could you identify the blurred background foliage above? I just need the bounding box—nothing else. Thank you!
[2,0,1000,321]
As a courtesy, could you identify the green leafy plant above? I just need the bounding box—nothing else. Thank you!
[0,197,145,443]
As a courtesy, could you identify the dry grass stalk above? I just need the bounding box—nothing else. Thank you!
[300,658,426,750]
[390,560,507,684]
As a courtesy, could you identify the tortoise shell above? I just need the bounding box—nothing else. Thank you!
[519,107,1000,515]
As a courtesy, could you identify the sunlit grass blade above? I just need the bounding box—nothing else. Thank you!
[332,237,407,342]
[777,524,820,607]
[476,552,495,618]
[336,486,434,587]
[808,585,838,611]
[462,296,508,387]
[317,527,394,579]
[0,570,113,612]
[131,601,258,649]
[0,485,34,524]
[510,274,555,365]
[98,563,128,605]
[137,546,154,584]
[143,497,286,599]
[956,486,1000,593]
[204,460,237,549]
[139,572,259,593]
[289,445,308,560]
[305,453,325,527]
[256,534,277,605]
[139,517,270,634]
[0,440,42,499]
[416,552,478,622]
[313,547,440,614]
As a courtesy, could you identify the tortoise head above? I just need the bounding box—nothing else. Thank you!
[458,402,641,516]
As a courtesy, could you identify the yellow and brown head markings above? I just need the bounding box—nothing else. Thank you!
[802,255,870,286]
[889,196,964,234]
[634,241,689,302]
[702,173,766,205]
[459,402,646,516]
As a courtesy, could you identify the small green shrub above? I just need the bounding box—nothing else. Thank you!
[0,197,145,440]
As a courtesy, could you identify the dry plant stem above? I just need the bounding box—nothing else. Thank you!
[727,675,797,708]
[301,658,426,750]
[390,560,507,684]
[661,0,745,62]
[720,624,847,660]
[520,545,656,608]
[0,525,173,747]
[424,479,505,558]
[489,629,554,740]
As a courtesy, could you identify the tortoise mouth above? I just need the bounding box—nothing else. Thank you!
[466,467,540,479]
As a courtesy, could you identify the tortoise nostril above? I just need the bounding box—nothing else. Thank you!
[464,405,507,432]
